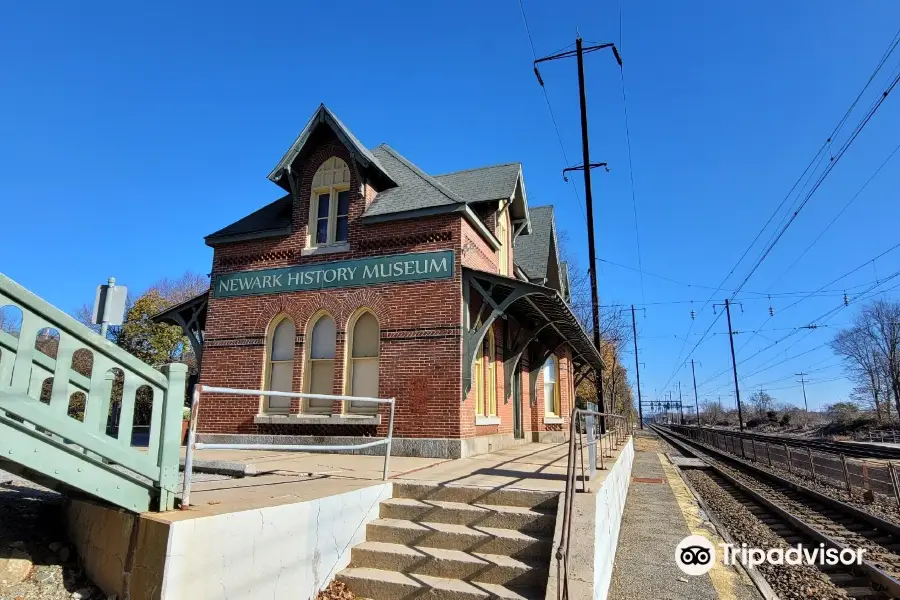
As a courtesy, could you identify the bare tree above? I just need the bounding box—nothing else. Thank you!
[863,299,900,420]
[748,390,776,419]
[831,321,888,422]
[558,229,635,418]
[701,399,724,425]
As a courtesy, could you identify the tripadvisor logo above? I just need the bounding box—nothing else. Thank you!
[675,535,866,575]
[675,535,716,576]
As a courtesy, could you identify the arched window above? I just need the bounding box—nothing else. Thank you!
[474,328,496,417]
[543,355,560,416]
[474,336,485,415]
[347,311,379,414]
[309,157,351,248]
[266,317,295,412]
[306,313,336,413]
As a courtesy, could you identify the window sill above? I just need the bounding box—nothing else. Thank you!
[475,416,501,426]
[301,243,350,256]
[543,416,564,425]
[254,414,381,426]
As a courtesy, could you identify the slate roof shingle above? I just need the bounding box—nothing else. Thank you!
[205,195,293,244]
[362,145,466,217]
[513,205,556,281]
[433,163,521,204]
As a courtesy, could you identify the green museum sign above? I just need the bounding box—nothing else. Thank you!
[212,250,455,298]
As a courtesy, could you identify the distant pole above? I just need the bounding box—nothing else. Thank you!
[678,382,684,424]
[691,359,701,426]
[724,299,745,431]
[631,305,644,429]
[796,372,809,426]
[100,276,116,339]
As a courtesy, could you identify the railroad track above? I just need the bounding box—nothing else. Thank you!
[668,424,900,460]
[653,425,900,599]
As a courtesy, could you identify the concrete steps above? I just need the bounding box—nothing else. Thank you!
[392,483,559,510]
[350,541,548,586]
[379,497,556,533]
[366,518,552,559]
[338,567,545,600]
[336,483,558,600]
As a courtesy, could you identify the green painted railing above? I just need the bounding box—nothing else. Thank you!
[0,273,187,512]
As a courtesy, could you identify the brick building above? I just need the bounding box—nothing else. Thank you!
[156,104,604,458]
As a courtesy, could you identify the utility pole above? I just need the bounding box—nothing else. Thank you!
[691,359,701,427]
[724,299,744,431]
[678,381,684,424]
[631,305,644,429]
[533,37,621,434]
[796,372,809,425]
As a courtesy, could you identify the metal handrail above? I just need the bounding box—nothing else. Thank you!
[556,408,631,600]
[181,384,396,508]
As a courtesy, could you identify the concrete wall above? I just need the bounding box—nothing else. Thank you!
[67,500,170,600]
[160,482,392,600]
[544,438,635,600]
[593,439,634,599]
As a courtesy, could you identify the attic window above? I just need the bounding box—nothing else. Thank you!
[309,157,351,247]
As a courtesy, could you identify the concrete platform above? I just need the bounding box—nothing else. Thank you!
[166,439,624,519]
[608,431,761,600]
[66,438,635,600]
[668,455,710,469]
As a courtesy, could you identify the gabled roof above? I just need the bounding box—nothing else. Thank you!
[207,105,531,249]
[363,145,466,217]
[267,104,395,190]
[434,163,521,204]
[434,163,531,235]
[514,205,559,283]
[205,195,292,245]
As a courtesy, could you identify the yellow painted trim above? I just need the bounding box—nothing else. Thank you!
[262,314,295,414]
[302,310,336,414]
[657,453,753,600]
[308,156,352,248]
[542,354,561,417]
[343,307,380,415]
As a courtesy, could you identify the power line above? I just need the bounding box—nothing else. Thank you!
[657,27,900,395]
[617,6,645,304]
[700,268,900,392]
[730,63,900,296]
[516,0,589,225]
[766,138,900,290]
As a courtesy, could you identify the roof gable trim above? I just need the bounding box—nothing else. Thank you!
[267,104,395,187]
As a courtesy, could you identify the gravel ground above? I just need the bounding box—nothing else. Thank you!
[684,469,849,600]
[0,468,233,600]
[662,431,900,583]
[690,434,900,525]
[0,470,103,600]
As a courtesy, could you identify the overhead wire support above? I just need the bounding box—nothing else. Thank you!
[531,36,622,433]
[713,299,744,430]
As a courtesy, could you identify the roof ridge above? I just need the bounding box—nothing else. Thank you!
[377,145,466,205]
[432,162,521,178]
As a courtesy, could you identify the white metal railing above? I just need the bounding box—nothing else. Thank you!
[181,384,396,508]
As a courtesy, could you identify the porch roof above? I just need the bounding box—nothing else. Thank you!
[463,268,603,373]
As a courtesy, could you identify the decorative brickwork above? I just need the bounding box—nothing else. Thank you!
[198,129,577,452]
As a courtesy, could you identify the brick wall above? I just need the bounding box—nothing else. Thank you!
[200,133,572,443]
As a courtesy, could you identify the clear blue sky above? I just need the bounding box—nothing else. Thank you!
[2,2,899,412]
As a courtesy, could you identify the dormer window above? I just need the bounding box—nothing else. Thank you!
[309,157,351,247]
